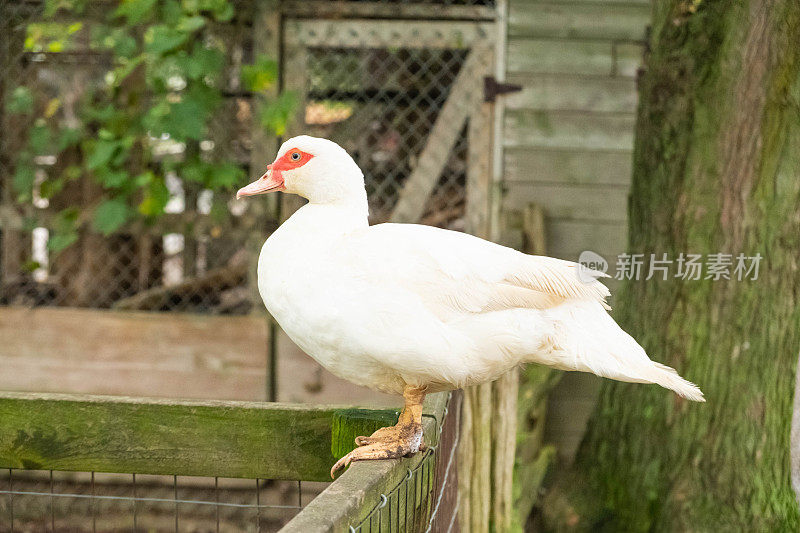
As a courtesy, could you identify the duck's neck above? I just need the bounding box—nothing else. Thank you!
[288,193,370,237]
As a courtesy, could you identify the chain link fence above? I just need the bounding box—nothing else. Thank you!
[303,46,470,226]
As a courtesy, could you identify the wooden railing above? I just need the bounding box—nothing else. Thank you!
[0,390,455,532]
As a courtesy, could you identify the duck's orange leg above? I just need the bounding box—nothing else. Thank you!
[330,385,427,477]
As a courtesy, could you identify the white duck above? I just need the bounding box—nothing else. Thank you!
[237,135,704,476]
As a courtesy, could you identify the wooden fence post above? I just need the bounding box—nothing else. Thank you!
[458,81,519,531]
[514,204,562,529]
[248,0,281,401]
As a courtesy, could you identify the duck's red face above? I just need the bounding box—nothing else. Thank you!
[236,148,314,199]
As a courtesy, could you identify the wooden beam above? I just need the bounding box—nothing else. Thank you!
[466,99,494,237]
[282,1,496,22]
[508,2,650,41]
[0,392,339,481]
[284,19,494,50]
[112,261,247,311]
[391,43,492,223]
[247,0,282,341]
[0,206,275,238]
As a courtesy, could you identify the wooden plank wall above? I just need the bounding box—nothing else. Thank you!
[503,0,649,266]
[0,307,397,407]
[502,0,650,462]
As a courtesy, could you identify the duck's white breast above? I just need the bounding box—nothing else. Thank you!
[257,217,405,393]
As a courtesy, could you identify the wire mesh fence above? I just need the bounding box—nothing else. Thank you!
[347,392,461,533]
[0,0,267,313]
[1,469,326,532]
[284,16,494,232]
[302,46,470,227]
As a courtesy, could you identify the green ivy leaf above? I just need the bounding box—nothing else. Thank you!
[22,260,42,273]
[39,178,65,199]
[161,0,183,25]
[44,0,88,18]
[138,178,170,217]
[83,103,117,123]
[85,140,119,170]
[109,29,138,58]
[54,207,80,228]
[13,164,36,198]
[145,25,189,55]
[93,198,131,235]
[241,56,278,92]
[6,87,34,115]
[114,0,158,24]
[177,43,224,80]
[187,82,222,112]
[182,160,208,183]
[134,171,155,187]
[182,0,233,21]
[176,15,206,33]
[64,165,82,180]
[164,98,206,140]
[57,127,83,150]
[29,124,53,155]
[208,162,244,189]
[161,85,219,140]
[47,232,79,252]
[260,91,298,136]
[98,169,130,188]
[48,207,80,252]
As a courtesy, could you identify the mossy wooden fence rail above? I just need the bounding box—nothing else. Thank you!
[0,391,455,531]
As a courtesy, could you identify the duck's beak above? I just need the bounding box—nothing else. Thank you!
[236,167,285,199]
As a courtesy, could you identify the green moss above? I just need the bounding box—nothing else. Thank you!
[331,408,399,459]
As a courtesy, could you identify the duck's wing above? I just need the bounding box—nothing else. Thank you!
[342,223,610,320]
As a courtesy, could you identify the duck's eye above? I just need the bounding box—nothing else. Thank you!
[290,152,302,161]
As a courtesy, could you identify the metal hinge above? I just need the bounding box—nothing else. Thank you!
[483,76,522,103]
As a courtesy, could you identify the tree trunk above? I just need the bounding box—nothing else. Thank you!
[547,1,800,530]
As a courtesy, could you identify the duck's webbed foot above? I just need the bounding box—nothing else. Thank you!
[330,385,427,478]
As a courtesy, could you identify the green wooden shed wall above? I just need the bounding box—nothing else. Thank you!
[500,0,651,461]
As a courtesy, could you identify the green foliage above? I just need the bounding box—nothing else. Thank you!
[6,87,34,114]
[242,55,278,92]
[47,208,80,252]
[260,90,298,137]
[92,198,131,235]
[9,0,294,250]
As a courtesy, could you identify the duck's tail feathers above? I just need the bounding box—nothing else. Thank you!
[647,362,705,402]
[543,301,705,402]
